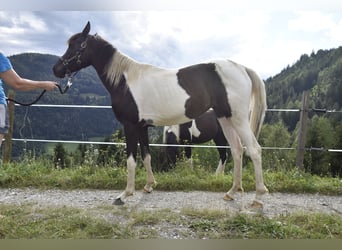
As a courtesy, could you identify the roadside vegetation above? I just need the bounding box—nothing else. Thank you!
[0,203,341,239]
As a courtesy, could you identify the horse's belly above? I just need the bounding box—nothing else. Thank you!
[129,77,191,126]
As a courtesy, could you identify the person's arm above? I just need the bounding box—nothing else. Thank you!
[0,68,58,91]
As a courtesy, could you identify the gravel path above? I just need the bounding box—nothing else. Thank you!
[0,188,341,217]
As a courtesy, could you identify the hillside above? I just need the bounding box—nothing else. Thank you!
[266,47,342,108]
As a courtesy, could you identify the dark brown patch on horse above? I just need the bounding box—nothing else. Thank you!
[176,63,232,119]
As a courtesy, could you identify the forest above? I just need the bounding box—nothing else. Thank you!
[264,47,342,176]
[3,48,342,177]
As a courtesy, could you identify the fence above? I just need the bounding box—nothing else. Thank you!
[3,92,342,167]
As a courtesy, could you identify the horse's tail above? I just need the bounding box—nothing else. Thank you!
[245,67,267,139]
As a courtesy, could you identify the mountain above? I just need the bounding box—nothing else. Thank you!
[6,53,121,143]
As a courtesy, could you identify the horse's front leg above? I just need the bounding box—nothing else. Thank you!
[113,124,138,205]
[139,126,156,193]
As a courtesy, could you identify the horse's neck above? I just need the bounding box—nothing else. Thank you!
[90,41,115,79]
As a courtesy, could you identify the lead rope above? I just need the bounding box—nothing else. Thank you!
[6,76,73,106]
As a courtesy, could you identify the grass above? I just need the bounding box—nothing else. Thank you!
[0,203,341,239]
[0,160,341,195]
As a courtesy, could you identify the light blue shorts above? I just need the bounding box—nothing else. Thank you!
[0,104,9,134]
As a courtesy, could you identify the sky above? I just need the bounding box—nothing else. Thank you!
[1,0,342,79]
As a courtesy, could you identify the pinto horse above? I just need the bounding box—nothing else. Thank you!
[164,109,228,175]
[53,22,268,207]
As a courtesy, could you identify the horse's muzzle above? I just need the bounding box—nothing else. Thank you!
[52,63,67,78]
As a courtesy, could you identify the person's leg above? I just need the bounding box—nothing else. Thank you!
[0,104,9,149]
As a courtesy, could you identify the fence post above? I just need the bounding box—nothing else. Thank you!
[2,90,15,163]
[296,91,309,170]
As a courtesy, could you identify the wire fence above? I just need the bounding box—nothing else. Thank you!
[10,104,342,153]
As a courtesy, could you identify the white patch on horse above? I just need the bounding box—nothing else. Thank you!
[126,154,136,195]
[189,120,201,139]
[127,69,191,126]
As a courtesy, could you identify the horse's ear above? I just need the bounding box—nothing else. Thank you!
[82,21,91,36]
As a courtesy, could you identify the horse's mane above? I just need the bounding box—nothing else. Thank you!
[105,50,152,86]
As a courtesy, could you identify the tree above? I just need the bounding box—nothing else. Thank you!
[305,116,336,176]
[259,121,294,170]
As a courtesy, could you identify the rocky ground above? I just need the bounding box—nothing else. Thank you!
[1,188,341,217]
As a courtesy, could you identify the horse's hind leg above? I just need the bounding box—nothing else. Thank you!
[139,126,157,193]
[217,118,244,200]
[233,120,269,207]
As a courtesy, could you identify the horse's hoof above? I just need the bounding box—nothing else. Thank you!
[223,193,234,201]
[143,181,157,193]
[143,185,154,193]
[113,198,125,206]
[143,187,152,193]
[251,200,263,209]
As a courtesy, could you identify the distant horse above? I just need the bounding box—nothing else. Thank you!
[53,22,268,207]
[164,109,228,175]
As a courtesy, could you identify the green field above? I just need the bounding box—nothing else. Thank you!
[44,137,106,155]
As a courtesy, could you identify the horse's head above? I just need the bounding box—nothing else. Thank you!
[53,21,92,78]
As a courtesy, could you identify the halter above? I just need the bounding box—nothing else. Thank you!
[59,37,88,71]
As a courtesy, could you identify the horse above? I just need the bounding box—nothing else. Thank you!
[53,21,268,207]
[163,109,229,175]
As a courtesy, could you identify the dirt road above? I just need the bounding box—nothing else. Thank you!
[1,188,341,217]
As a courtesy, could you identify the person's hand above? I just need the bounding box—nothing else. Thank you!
[43,81,59,91]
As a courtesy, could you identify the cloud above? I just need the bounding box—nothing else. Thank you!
[287,11,342,53]
[102,11,273,70]
[0,12,49,54]
[289,11,336,32]
[288,11,342,45]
